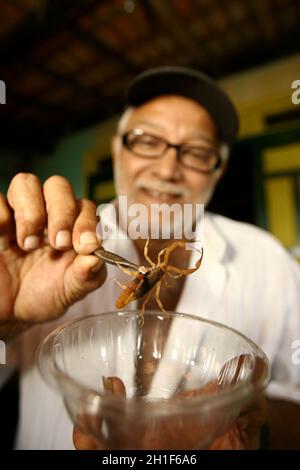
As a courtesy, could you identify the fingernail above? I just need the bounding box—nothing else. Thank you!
[56,230,72,249]
[80,231,98,245]
[102,376,113,392]
[24,235,39,250]
[0,236,9,251]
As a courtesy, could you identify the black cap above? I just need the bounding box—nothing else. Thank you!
[125,66,239,144]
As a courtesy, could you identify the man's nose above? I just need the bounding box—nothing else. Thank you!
[152,147,181,180]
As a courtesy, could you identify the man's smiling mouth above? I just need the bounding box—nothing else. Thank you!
[136,180,189,203]
[140,187,183,202]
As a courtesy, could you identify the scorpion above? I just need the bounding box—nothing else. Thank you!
[112,239,203,320]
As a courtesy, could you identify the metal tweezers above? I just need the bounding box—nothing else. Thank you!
[93,246,140,272]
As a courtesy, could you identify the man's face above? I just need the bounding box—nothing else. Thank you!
[112,95,223,236]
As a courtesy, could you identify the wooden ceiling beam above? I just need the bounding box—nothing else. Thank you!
[0,0,100,68]
[70,25,141,74]
[147,0,202,63]
[29,61,108,103]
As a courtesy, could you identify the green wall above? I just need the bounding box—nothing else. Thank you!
[30,127,93,198]
[0,127,91,198]
[1,116,117,199]
[0,148,27,195]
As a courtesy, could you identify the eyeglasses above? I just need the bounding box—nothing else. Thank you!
[121,129,225,174]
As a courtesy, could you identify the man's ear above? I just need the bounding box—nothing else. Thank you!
[218,144,229,180]
[214,162,228,184]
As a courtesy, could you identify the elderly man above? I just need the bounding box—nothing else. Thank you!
[0,67,299,449]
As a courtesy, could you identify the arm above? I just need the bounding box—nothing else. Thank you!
[73,376,265,450]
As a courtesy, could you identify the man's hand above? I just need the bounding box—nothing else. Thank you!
[0,173,106,338]
[73,376,265,450]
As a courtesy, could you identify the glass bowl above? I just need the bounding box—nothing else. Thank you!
[37,310,270,450]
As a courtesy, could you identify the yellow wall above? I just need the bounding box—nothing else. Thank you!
[220,52,300,138]
[262,143,300,255]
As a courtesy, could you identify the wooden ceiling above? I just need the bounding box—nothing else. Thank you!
[1,0,300,151]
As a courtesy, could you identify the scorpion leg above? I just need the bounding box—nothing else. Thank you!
[163,274,174,287]
[166,263,200,275]
[167,271,185,279]
[166,247,203,275]
[157,241,187,268]
[155,281,167,314]
[140,291,152,326]
[157,247,168,266]
[115,262,138,278]
[161,241,186,266]
[143,237,156,267]
[112,278,127,290]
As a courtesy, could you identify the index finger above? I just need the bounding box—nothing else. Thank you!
[7,173,46,250]
[73,377,127,450]
[72,198,100,255]
[43,175,77,250]
[102,376,127,397]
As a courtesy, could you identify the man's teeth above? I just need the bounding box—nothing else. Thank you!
[146,189,180,200]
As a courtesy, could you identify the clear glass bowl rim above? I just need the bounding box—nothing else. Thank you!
[37,310,271,415]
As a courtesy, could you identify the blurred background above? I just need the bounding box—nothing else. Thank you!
[0,0,300,259]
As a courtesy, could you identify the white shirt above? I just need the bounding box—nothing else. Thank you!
[3,212,300,449]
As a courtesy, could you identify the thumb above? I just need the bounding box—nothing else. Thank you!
[63,254,107,306]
